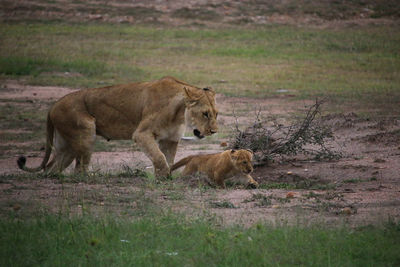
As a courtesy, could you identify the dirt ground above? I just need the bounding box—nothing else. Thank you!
[1,81,399,227]
[1,0,399,226]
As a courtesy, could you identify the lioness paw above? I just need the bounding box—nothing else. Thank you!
[155,166,170,179]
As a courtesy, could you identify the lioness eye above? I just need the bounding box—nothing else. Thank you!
[203,112,209,118]
[243,161,247,164]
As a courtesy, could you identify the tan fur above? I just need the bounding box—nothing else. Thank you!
[17,76,218,177]
[171,149,258,188]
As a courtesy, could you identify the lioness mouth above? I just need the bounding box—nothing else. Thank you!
[193,129,204,139]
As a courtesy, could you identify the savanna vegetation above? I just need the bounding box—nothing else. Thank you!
[1,1,400,265]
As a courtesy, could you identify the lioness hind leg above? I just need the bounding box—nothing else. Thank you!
[71,128,96,174]
[45,130,75,173]
[52,114,96,174]
[74,152,92,173]
[46,152,75,173]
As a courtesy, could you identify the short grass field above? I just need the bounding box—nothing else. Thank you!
[1,11,400,266]
[1,22,399,113]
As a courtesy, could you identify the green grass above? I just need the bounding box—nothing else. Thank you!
[0,56,106,76]
[0,101,47,130]
[0,213,399,266]
[259,181,336,190]
[0,22,399,113]
[259,182,297,190]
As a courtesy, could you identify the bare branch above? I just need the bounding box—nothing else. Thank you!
[230,99,341,166]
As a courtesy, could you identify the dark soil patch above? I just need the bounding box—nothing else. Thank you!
[361,129,400,145]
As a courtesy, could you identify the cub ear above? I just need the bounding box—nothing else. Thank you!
[183,87,202,106]
[230,149,238,160]
[245,149,254,155]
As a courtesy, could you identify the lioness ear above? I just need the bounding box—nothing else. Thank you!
[183,87,202,106]
[203,86,216,97]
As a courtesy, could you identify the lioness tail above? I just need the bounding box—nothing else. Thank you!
[17,112,54,172]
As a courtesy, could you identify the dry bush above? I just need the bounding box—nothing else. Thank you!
[230,99,341,166]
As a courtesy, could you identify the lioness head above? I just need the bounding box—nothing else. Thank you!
[230,149,253,174]
[183,86,218,139]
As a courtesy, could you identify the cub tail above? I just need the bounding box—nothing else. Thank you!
[170,155,195,172]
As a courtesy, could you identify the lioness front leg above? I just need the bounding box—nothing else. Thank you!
[133,131,170,178]
[159,140,178,168]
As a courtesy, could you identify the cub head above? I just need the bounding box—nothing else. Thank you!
[230,149,253,174]
[183,86,218,139]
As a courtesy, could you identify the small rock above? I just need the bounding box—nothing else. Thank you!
[13,204,21,211]
[286,192,295,198]
[220,142,228,147]
[276,89,289,93]
[343,188,355,193]
[341,207,352,215]
[89,14,103,20]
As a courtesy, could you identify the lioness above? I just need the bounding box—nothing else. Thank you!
[17,76,218,177]
[171,149,259,188]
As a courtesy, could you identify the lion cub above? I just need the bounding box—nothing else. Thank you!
[171,149,258,188]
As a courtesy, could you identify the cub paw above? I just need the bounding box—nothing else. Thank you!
[247,181,259,189]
